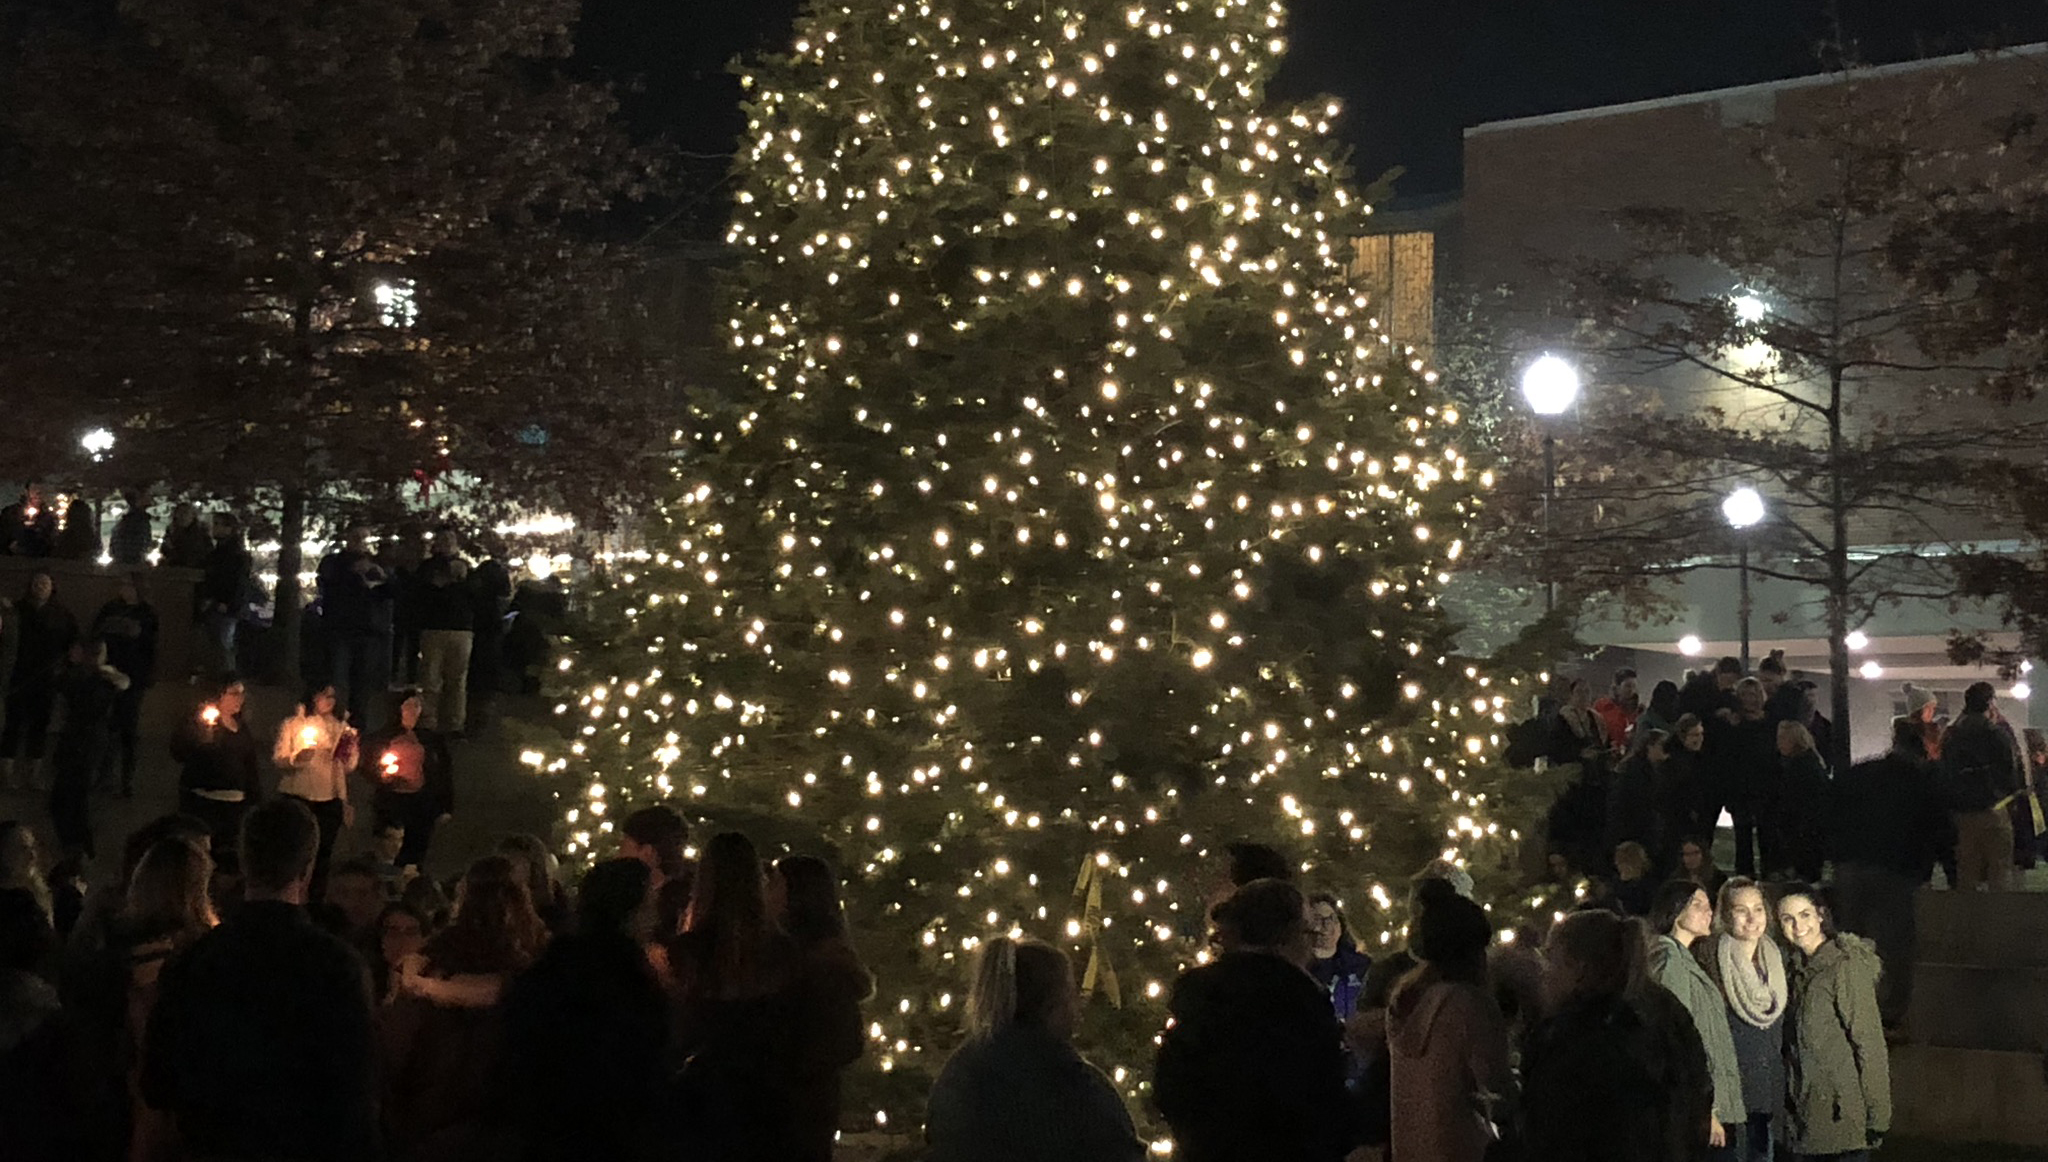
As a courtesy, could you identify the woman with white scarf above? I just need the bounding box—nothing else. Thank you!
[1697,877,1787,1162]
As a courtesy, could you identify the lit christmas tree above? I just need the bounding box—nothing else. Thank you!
[545,0,1546,1134]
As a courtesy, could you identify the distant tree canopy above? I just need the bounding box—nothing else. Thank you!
[0,0,687,671]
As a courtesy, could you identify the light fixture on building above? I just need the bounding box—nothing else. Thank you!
[1859,660,1884,680]
[1678,635,1703,657]
[80,427,115,459]
[1845,630,1869,651]
[2013,682,2033,701]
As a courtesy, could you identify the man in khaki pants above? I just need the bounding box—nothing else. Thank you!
[1940,681,2022,890]
[414,529,474,735]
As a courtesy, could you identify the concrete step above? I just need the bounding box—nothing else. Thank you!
[1914,890,2048,968]
[1892,1044,2048,1147]
[1907,964,2048,1052]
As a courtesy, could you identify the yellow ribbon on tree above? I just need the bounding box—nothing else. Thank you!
[1071,853,1123,1008]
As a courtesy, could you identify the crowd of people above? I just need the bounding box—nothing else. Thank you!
[2,799,874,1162]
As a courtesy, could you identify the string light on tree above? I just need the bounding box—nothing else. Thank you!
[546,0,1547,1132]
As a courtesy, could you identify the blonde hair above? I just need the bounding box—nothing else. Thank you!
[1777,720,1815,754]
[1613,841,1651,880]
[965,935,1070,1040]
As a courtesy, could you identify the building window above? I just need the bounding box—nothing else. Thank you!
[373,279,419,329]
[1351,232,1435,356]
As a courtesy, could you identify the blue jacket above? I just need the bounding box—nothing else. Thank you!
[1310,940,1373,1022]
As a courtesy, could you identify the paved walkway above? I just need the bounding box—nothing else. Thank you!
[0,679,559,891]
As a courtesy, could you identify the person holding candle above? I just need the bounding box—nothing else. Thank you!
[359,688,454,873]
[169,677,262,875]
[274,684,356,903]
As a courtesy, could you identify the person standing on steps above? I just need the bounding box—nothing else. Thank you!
[316,524,393,734]
[1830,718,1946,1032]
[90,574,159,798]
[414,528,475,735]
[1939,681,2024,892]
[360,689,454,874]
[108,487,154,567]
[155,503,211,570]
[196,513,254,677]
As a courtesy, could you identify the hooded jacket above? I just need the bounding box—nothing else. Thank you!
[1783,935,1890,1155]
[1648,935,1746,1125]
[1386,978,1511,1162]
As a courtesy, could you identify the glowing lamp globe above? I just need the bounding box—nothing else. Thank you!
[1519,355,1581,417]
[1722,487,1765,530]
[1677,635,1704,657]
[1731,293,1769,324]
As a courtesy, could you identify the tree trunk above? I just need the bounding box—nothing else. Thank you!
[275,485,307,685]
[1825,367,1853,777]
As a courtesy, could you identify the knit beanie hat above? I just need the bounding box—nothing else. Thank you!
[1903,683,1935,717]
[1411,885,1491,964]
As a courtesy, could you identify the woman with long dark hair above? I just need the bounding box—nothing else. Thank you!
[926,936,1142,1162]
[1522,909,1714,1161]
[382,854,548,1160]
[496,859,669,1162]
[274,683,356,902]
[769,855,875,1162]
[665,832,802,1161]
[1776,885,1889,1162]
[1648,881,1745,1159]
[169,676,262,872]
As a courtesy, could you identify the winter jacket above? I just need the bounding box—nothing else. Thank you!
[360,727,455,818]
[1648,935,1745,1125]
[158,522,211,571]
[1720,714,1778,805]
[1940,713,2022,813]
[1386,978,1512,1162]
[91,599,159,688]
[1694,936,1787,1119]
[1592,697,1638,750]
[108,508,153,567]
[198,538,253,614]
[315,549,391,638]
[414,553,475,632]
[1605,752,1661,853]
[1832,750,1946,880]
[1520,985,1713,1162]
[170,715,263,799]
[1154,951,1353,1162]
[1309,940,1372,1022]
[928,1025,1145,1162]
[8,596,77,685]
[1783,935,1890,1156]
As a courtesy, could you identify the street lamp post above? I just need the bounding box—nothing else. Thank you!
[1520,354,1582,613]
[1722,486,1766,672]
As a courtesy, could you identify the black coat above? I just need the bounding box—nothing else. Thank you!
[92,599,159,688]
[1154,952,1354,1162]
[1832,750,1948,880]
[1520,986,1713,1162]
[359,726,456,818]
[169,715,262,798]
[494,931,668,1161]
[8,597,76,685]
[140,901,379,1162]
[1940,713,2022,812]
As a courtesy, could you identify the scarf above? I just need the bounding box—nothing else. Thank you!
[1717,935,1787,1029]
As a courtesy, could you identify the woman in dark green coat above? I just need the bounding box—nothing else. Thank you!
[1777,886,1890,1161]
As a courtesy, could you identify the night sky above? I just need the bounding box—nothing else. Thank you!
[576,0,2048,209]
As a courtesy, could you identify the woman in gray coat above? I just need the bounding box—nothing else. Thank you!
[1649,881,1747,1159]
